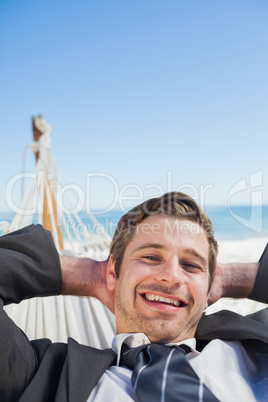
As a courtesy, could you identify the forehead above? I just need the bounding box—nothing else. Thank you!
[130,215,209,254]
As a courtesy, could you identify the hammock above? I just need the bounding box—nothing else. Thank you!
[2,116,116,348]
[2,116,265,344]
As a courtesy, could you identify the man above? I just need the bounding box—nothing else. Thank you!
[0,192,267,401]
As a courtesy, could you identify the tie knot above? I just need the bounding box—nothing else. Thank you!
[120,343,148,369]
[120,343,191,369]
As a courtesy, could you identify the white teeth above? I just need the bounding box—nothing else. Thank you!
[145,293,181,307]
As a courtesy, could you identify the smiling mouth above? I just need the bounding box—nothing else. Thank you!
[142,293,187,308]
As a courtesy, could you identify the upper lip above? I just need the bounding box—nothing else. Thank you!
[141,291,188,307]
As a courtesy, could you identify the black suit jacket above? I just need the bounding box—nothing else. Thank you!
[0,225,267,402]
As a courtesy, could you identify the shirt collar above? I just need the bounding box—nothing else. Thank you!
[112,333,197,366]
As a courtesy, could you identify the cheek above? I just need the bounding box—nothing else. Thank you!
[117,269,149,299]
[115,273,135,296]
[124,265,149,283]
[190,277,209,301]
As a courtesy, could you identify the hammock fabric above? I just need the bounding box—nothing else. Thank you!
[2,116,115,348]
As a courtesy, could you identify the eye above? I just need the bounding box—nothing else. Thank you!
[142,255,161,262]
[182,262,202,272]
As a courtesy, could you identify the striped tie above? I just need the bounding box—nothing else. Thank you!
[120,343,219,402]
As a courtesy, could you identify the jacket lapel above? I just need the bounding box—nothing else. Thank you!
[67,338,116,402]
[196,308,268,343]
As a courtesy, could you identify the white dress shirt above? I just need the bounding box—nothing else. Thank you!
[87,333,268,402]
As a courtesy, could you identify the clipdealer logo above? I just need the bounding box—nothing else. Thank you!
[5,170,214,216]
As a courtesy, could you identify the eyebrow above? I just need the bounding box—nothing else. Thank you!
[133,243,167,253]
[183,248,208,267]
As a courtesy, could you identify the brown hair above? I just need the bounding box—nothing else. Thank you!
[110,192,218,289]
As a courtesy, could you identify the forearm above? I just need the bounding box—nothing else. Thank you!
[208,242,268,305]
[60,255,105,297]
[221,243,268,303]
[60,256,115,312]
[219,262,259,299]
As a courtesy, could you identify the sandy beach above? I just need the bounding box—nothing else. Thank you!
[217,237,267,263]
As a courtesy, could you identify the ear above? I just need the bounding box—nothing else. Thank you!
[107,255,116,292]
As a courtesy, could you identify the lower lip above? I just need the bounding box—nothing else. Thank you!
[139,294,186,312]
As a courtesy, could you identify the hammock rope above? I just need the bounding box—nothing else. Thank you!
[2,116,115,347]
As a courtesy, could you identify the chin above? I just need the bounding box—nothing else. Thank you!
[145,329,180,344]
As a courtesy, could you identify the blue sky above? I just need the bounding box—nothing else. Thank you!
[1,0,268,213]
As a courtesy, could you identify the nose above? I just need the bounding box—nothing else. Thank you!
[155,258,184,286]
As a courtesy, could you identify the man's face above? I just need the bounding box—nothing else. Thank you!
[107,215,210,343]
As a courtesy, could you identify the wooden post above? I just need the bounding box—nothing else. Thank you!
[32,116,64,249]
